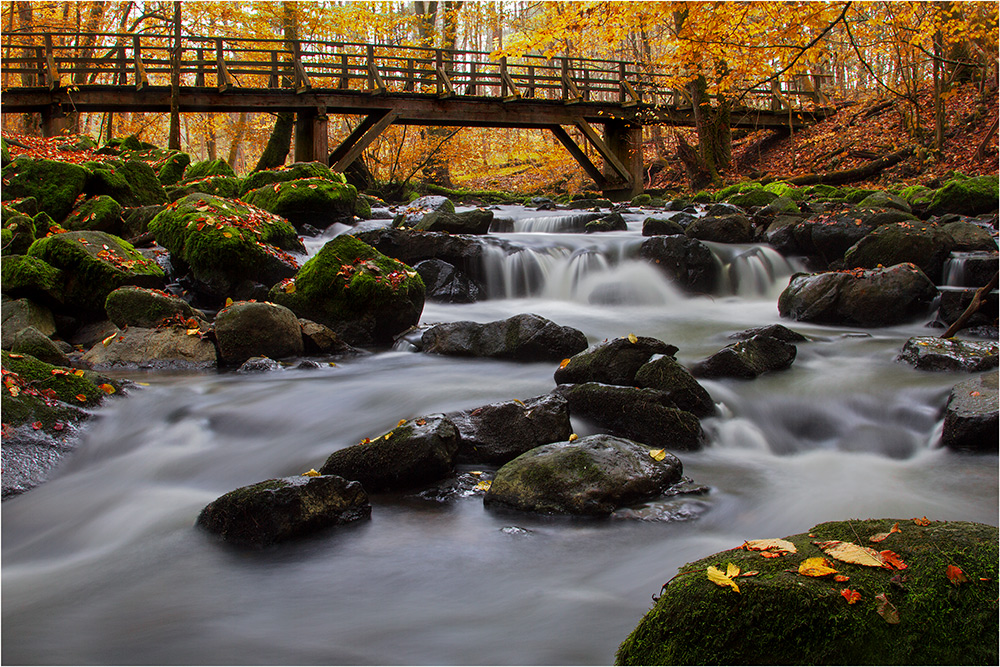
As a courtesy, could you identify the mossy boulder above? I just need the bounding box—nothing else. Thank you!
[1,298,56,348]
[728,188,779,209]
[243,177,358,229]
[268,234,424,347]
[616,518,998,666]
[156,151,191,186]
[26,231,164,318]
[447,393,572,465]
[420,313,588,361]
[1,156,88,221]
[10,326,70,367]
[802,184,842,200]
[2,212,39,255]
[84,159,168,207]
[897,337,998,373]
[319,415,460,492]
[763,181,803,201]
[483,434,683,515]
[214,300,304,365]
[928,175,999,217]
[941,373,998,452]
[63,195,124,235]
[411,208,494,234]
[631,193,653,206]
[1,138,10,167]
[843,221,953,283]
[715,182,760,201]
[104,286,206,329]
[392,195,456,227]
[554,335,679,387]
[183,158,235,181]
[148,194,303,301]
[239,161,346,196]
[167,176,242,201]
[196,475,371,547]
[898,184,935,209]
[857,191,911,212]
[1,349,107,409]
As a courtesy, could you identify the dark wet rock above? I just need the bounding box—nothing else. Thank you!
[392,195,455,227]
[642,217,685,236]
[940,222,997,254]
[483,434,683,515]
[298,318,358,356]
[705,202,745,217]
[421,313,587,361]
[81,325,217,369]
[104,285,206,329]
[790,209,916,263]
[214,301,304,365]
[617,518,999,666]
[411,208,493,235]
[448,393,572,464]
[843,221,953,283]
[936,286,999,332]
[554,335,678,386]
[640,236,718,293]
[352,227,485,279]
[121,205,167,241]
[729,324,808,343]
[555,383,704,451]
[778,263,937,327]
[685,213,753,244]
[236,356,282,373]
[633,356,716,417]
[11,326,70,367]
[941,373,998,452]
[897,336,998,372]
[319,415,460,492]
[1,298,56,349]
[585,212,628,233]
[692,334,797,380]
[196,475,370,547]
[414,259,483,303]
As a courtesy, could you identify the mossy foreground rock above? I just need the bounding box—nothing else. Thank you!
[616,518,998,665]
[196,475,371,547]
[1,156,88,221]
[243,177,358,229]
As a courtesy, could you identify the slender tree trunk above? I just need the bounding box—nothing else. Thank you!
[168,1,181,150]
[227,111,248,166]
[253,2,299,171]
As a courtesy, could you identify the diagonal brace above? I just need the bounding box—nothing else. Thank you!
[331,110,400,171]
[548,125,608,189]
[574,119,632,182]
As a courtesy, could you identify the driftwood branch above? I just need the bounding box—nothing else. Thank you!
[940,271,999,338]
[781,145,915,186]
[973,117,998,161]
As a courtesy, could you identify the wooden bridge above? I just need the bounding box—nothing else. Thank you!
[1,31,830,199]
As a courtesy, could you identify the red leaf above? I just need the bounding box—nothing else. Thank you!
[31,421,42,430]
[879,550,907,570]
[946,564,968,585]
[840,588,861,604]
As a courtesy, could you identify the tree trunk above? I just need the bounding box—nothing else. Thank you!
[168,1,181,150]
[254,112,295,171]
[689,74,731,184]
[227,112,248,167]
[783,146,915,186]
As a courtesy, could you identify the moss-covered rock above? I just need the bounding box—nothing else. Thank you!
[554,335,679,386]
[763,181,803,200]
[715,182,760,202]
[184,158,235,181]
[641,217,685,237]
[898,184,935,209]
[104,285,206,329]
[64,195,124,235]
[148,194,303,301]
[11,326,70,367]
[84,159,168,207]
[1,211,38,255]
[156,151,191,186]
[631,193,653,206]
[239,161,346,196]
[167,175,242,201]
[1,137,10,167]
[1,156,88,221]
[243,177,359,229]
[728,188,779,209]
[1,349,106,408]
[392,195,456,227]
[858,191,910,212]
[268,234,424,347]
[26,231,164,318]
[843,221,952,283]
[802,183,842,200]
[412,208,495,234]
[585,212,628,233]
[928,175,999,217]
[616,518,999,666]
[685,213,753,244]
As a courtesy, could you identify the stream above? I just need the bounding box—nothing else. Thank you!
[3,205,997,665]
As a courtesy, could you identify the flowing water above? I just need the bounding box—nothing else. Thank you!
[3,206,997,665]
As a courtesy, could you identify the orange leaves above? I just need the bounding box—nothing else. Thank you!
[558,358,571,369]
[875,593,900,624]
[840,588,861,605]
[878,550,907,571]
[868,522,900,543]
[798,557,838,578]
[814,540,886,568]
[945,564,968,585]
[743,538,797,557]
[98,383,116,395]
[913,516,930,526]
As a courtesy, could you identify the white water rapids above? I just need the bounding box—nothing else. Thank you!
[2,205,997,665]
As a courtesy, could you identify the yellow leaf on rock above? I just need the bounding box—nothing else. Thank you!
[301,469,321,477]
[398,419,407,427]
[559,358,571,369]
[798,557,838,577]
[815,540,886,567]
[743,538,797,555]
[568,433,578,442]
[726,563,740,578]
[475,480,492,491]
[98,383,116,394]
[102,332,117,346]
[627,333,638,343]
[649,449,667,461]
[225,298,234,307]
[707,565,740,593]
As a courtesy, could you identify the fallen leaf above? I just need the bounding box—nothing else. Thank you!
[31,421,42,430]
[416,419,427,426]
[834,574,850,582]
[75,394,87,402]
[225,298,234,307]
[814,540,886,567]
[282,282,296,293]
[568,433,578,442]
[8,353,24,358]
[707,565,740,593]
[869,522,901,543]
[649,448,667,461]
[913,516,930,526]
[397,419,407,427]
[875,593,900,623]
[474,480,492,491]
[841,588,861,604]
[946,564,968,585]
[736,570,759,577]
[301,469,321,477]
[98,383,116,394]
[53,422,64,431]
[879,550,907,570]
[759,551,783,558]
[186,327,200,336]
[73,369,85,377]
[743,538,797,555]
[726,563,740,578]
[102,332,118,346]
[559,358,571,369]
[627,333,638,343]
[798,557,839,577]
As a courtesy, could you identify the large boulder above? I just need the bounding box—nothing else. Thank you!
[897,337,998,372]
[778,263,937,327]
[585,212,628,233]
[167,176,242,201]
[10,326,70,367]
[413,259,483,303]
[691,334,797,380]
[411,209,494,235]
[554,335,679,386]
[641,217,685,237]
[685,213,753,244]
[483,434,683,515]
[148,194,303,302]
[392,195,455,227]
[928,175,999,217]
[843,221,954,283]
[353,227,487,280]
[447,393,572,464]
[243,177,358,229]
[789,208,916,263]
[196,474,370,547]
[214,301,304,365]
[239,161,345,196]
[639,236,718,293]
[319,415,460,492]
[84,159,168,207]
[268,234,425,347]
[63,195,124,235]
[617,518,999,666]
[555,383,704,451]
[156,151,191,186]
[25,230,165,319]
[941,373,998,452]
[81,325,217,369]
[0,257,65,310]
[104,286,206,329]
[421,313,587,361]
[634,356,716,417]
[1,156,88,221]
[183,158,235,181]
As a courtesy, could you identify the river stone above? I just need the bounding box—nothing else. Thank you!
[421,313,587,361]
[897,336,998,372]
[447,393,572,464]
[778,263,937,327]
[320,415,460,492]
[214,301,304,365]
[412,209,493,235]
[616,518,999,666]
[1,298,56,349]
[414,259,483,303]
[641,217,685,237]
[941,373,999,452]
[243,177,359,230]
[104,286,206,329]
[639,236,718,293]
[685,213,753,244]
[196,475,371,547]
[843,221,953,283]
[692,334,797,380]
[85,159,169,208]
[940,222,997,254]
[937,287,999,332]
[554,383,704,451]
[483,434,683,516]
[81,326,217,369]
[352,227,485,279]
[393,195,455,227]
[11,326,70,368]
[633,356,715,417]
[298,318,356,356]
[729,324,808,343]
[585,212,627,233]
[237,356,282,373]
[927,174,999,217]
[64,195,124,235]
[238,162,345,196]
[554,335,679,386]
[790,209,915,263]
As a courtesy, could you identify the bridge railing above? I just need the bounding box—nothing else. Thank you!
[0,31,827,112]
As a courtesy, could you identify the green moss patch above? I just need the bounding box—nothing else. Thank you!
[84,159,168,207]
[1,156,88,221]
[64,196,123,234]
[1,254,65,304]
[929,175,999,217]
[184,158,235,181]
[239,161,345,196]
[243,177,358,228]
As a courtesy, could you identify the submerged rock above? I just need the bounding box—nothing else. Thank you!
[616,518,999,666]
[483,434,683,515]
[941,373,998,452]
[196,475,371,547]
[639,236,717,293]
[692,334,797,380]
[421,313,587,361]
[448,393,572,464]
[897,337,998,372]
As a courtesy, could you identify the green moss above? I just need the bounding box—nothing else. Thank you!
[803,184,841,200]
[64,196,123,233]
[167,176,242,200]
[2,213,37,255]
[631,193,653,206]
[929,175,999,216]
[85,159,168,207]
[728,188,778,208]
[763,181,803,201]
[1,350,104,407]
[1,138,10,167]
[1,156,88,221]
[184,158,236,181]
[899,184,935,207]
[157,152,191,186]
[616,518,998,665]
[421,183,516,205]
[691,191,713,204]
[243,177,358,225]
[239,162,345,196]
[0,254,65,301]
[715,182,761,202]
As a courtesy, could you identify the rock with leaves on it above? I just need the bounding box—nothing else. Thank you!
[239,161,346,196]
[843,221,954,283]
[555,335,679,387]
[26,230,165,319]
[214,300,304,366]
[268,234,425,347]
[63,195,124,235]
[156,151,191,186]
[148,194,303,302]
[243,177,358,230]
[10,326,70,367]
[941,373,998,452]
[84,159,168,208]
[1,208,39,255]
[410,208,494,235]
[692,334,797,380]
[421,313,588,361]
[183,158,236,181]
[104,286,207,329]
[616,518,999,666]
[196,474,371,547]
[320,415,460,492]
[167,176,242,202]
[1,156,89,222]
[392,195,455,228]
[448,393,572,464]
[81,324,217,370]
[483,434,683,515]
[897,336,998,373]
[928,174,999,217]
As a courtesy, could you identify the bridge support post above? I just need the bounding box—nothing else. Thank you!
[601,120,642,201]
[41,104,72,138]
[294,108,328,163]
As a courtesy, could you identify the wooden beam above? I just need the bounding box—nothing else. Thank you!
[216,39,235,92]
[549,124,607,188]
[437,66,455,99]
[133,34,148,91]
[574,119,631,182]
[367,45,386,95]
[561,59,581,104]
[292,41,311,93]
[43,34,59,90]
[500,57,521,102]
[332,110,399,171]
[620,80,641,108]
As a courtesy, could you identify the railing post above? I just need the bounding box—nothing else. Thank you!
[43,34,59,89]
[116,45,126,86]
[581,66,590,102]
[527,64,535,98]
[133,34,149,90]
[404,57,415,92]
[467,60,477,95]
[500,56,509,98]
[619,62,626,103]
[339,51,349,89]
[216,38,234,92]
[269,50,279,88]
[366,44,386,94]
[435,49,444,96]
[196,47,206,88]
[291,40,311,92]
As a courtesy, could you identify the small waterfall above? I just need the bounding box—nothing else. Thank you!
[503,212,604,233]
[942,251,999,287]
[707,243,803,296]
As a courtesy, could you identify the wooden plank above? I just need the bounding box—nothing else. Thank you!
[620,79,641,107]
[333,110,399,171]
[216,39,235,92]
[292,41,311,92]
[329,110,387,164]
[574,118,631,181]
[437,66,455,98]
[549,124,607,188]
[367,45,386,94]
[500,58,521,102]
[561,59,581,104]
[43,34,59,89]
[133,35,149,90]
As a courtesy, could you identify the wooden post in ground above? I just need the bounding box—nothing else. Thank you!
[294,108,317,162]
